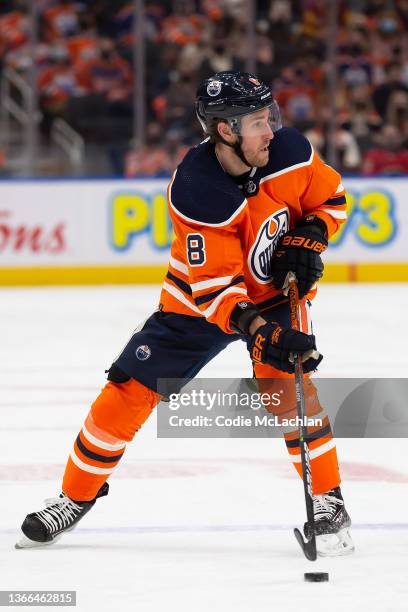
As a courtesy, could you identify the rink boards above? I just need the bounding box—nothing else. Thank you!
[0,176,406,284]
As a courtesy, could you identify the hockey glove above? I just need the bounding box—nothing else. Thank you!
[248,321,323,373]
[271,216,328,299]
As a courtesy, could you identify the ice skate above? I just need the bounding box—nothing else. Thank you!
[304,486,354,557]
[15,483,109,549]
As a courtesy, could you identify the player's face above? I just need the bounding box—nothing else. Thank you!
[239,108,274,167]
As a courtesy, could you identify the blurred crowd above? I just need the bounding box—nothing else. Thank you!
[0,0,407,176]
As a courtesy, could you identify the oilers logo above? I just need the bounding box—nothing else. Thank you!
[248,208,289,283]
[206,79,222,97]
[136,345,151,361]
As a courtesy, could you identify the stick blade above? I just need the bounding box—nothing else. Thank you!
[294,527,317,561]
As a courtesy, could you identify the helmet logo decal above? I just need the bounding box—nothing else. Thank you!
[248,77,260,86]
[206,79,222,96]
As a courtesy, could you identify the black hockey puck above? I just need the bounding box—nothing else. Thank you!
[304,572,329,582]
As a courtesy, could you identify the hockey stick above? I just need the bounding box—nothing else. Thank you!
[288,275,317,561]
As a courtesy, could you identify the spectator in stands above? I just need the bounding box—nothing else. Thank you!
[0,0,406,177]
[254,35,281,85]
[341,83,382,154]
[65,11,100,65]
[124,122,187,177]
[385,89,408,133]
[362,123,408,175]
[75,38,132,102]
[149,43,181,113]
[305,115,362,173]
[372,62,408,120]
[197,39,244,83]
[162,66,197,139]
[337,26,374,89]
[60,36,133,141]
[161,12,205,46]
[125,122,171,178]
[37,44,83,132]
[396,0,408,30]
[43,0,83,42]
[268,0,299,48]
[274,60,318,131]
[0,1,29,55]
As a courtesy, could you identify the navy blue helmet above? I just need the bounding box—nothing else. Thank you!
[195,71,281,135]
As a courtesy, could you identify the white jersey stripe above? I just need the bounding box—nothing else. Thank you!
[190,275,234,292]
[169,256,189,276]
[162,281,248,318]
[259,147,314,183]
[162,281,201,314]
[321,208,347,219]
[203,286,248,318]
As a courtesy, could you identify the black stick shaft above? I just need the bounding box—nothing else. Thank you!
[288,280,316,560]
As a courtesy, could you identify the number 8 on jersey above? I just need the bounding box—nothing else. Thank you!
[187,233,206,266]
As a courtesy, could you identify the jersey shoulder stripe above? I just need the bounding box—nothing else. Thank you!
[169,141,247,226]
[259,127,313,182]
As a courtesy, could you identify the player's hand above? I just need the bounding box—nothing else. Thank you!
[271,217,328,299]
[248,321,323,373]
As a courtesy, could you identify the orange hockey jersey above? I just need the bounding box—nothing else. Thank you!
[159,127,347,334]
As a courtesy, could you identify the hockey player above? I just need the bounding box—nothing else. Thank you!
[16,71,354,556]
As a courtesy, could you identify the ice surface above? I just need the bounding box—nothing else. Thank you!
[1,284,407,611]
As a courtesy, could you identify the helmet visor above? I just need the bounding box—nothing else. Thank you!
[228,101,282,137]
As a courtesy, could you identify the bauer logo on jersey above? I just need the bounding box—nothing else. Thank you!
[206,80,222,97]
[136,345,151,361]
[248,208,289,284]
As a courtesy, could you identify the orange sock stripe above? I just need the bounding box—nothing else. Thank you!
[308,434,333,452]
[311,447,340,494]
[62,456,109,502]
[291,447,340,495]
[84,412,126,447]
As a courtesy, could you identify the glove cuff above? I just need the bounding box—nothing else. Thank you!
[296,215,328,241]
[230,301,260,335]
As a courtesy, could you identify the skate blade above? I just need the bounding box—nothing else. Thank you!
[316,527,355,557]
[15,532,64,549]
[14,523,78,549]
